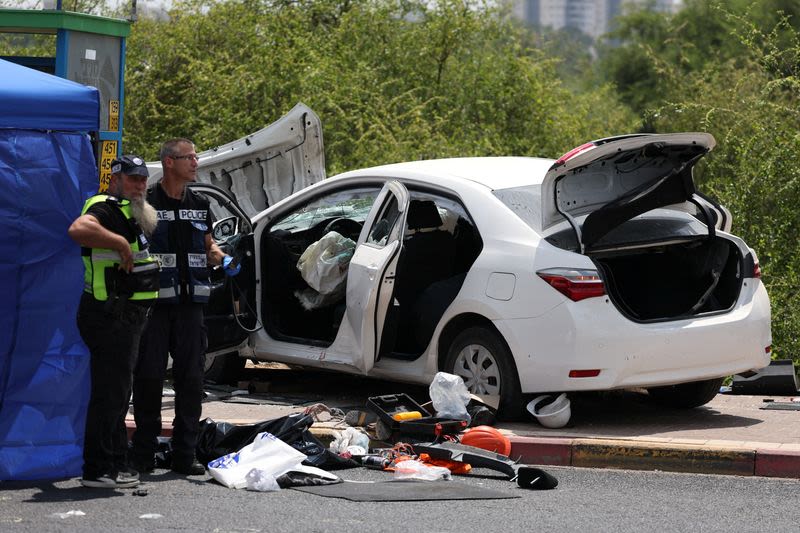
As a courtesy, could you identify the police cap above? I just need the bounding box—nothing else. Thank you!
[111,155,149,177]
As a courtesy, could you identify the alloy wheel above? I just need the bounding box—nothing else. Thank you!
[452,343,501,396]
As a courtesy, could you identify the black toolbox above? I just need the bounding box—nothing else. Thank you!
[367,393,467,441]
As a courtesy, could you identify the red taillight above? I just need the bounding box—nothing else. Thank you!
[765,345,771,354]
[569,369,601,378]
[753,262,762,278]
[554,142,596,167]
[537,268,606,302]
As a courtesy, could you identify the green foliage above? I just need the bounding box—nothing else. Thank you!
[0,32,55,58]
[615,6,800,361]
[123,0,637,170]
[597,0,800,115]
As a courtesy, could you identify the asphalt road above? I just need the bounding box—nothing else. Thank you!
[3,466,798,532]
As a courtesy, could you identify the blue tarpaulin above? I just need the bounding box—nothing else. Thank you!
[0,58,100,480]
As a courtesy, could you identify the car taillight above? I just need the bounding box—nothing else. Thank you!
[753,261,762,278]
[537,268,606,302]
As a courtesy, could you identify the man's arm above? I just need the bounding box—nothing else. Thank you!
[68,214,134,272]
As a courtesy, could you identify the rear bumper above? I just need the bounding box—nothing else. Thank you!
[495,280,772,393]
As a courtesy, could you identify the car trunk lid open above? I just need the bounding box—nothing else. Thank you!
[541,133,758,322]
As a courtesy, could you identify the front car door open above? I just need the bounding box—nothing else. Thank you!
[187,183,257,356]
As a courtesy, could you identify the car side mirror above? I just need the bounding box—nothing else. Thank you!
[213,216,238,242]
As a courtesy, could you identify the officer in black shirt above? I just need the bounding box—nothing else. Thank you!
[130,139,240,476]
[69,155,159,488]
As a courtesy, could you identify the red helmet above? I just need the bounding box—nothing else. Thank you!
[460,425,511,456]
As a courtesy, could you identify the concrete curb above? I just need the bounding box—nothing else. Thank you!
[124,421,800,479]
[509,436,800,479]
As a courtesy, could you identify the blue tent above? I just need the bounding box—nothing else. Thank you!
[0,58,100,480]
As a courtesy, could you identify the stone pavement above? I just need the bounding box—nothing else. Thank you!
[124,380,800,480]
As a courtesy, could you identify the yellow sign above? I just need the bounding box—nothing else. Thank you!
[99,140,118,192]
[108,100,119,132]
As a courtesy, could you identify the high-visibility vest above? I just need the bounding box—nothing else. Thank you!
[81,195,160,302]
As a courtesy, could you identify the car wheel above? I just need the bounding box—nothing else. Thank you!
[647,377,724,408]
[204,352,245,385]
[444,327,523,420]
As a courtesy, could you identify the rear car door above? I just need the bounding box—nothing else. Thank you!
[344,180,410,372]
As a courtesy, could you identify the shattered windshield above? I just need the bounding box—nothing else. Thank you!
[271,187,378,233]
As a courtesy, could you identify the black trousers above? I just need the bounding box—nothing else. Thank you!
[77,293,150,478]
[132,303,206,463]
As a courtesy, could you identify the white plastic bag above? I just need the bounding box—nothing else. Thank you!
[245,469,281,492]
[208,431,306,489]
[297,231,355,295]
[429,371,472,423]
[392,459,452,481]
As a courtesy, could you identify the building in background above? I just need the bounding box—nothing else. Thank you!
[513,0,682,39]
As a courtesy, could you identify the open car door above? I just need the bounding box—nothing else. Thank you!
[344,180,409,373]
[187,183,258,358]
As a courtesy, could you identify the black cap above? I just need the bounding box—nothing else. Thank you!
[111,154,149,177]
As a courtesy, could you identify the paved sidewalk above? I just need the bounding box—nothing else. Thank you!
[125,385,800,479]
[502,392,800,478]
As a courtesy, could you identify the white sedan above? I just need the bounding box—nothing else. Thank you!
[200,132,771,418]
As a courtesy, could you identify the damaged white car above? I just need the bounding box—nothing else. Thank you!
[196,131,771,419]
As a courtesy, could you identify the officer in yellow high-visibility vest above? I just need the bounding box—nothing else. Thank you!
[68,155,160,489]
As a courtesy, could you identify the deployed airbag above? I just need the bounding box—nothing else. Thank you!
[295,231,355,309]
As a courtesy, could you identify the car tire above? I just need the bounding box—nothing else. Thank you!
[646,377,724,408]
[204,352,245,385]
[444,327,524,420]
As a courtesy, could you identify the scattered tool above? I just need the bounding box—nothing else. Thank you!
[411,441,558,490]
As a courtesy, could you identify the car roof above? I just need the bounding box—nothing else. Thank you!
[337,156,555,190]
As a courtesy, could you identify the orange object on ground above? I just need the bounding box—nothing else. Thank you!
[459,425,512,456]
[418,453,472,475]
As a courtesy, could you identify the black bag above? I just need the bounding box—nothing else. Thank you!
[196,413,358,470]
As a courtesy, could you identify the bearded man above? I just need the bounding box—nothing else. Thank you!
[68,155,160,488]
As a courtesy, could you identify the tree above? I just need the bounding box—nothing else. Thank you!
[644,15,800,362]
[123,0,638,171]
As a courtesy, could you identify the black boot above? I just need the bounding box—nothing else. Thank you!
[171,455,205,476]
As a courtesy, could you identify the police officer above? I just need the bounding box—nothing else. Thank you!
[130,138,240,476]
[69,155,160,488]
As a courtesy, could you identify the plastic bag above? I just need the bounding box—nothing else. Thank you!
[429,372,472,424]
[329,427,370,456]
[392,459,452,481]
[245,469,281,492]
[297,231,355,295]
[197,414,359,470]
[208,431,307,489]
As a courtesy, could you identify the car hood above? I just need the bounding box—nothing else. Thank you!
[541,132,715,249]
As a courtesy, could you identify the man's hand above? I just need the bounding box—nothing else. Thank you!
[222,255,241,277]
[117,240,134,272]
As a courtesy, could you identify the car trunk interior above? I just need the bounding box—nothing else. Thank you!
[591,236,743,321]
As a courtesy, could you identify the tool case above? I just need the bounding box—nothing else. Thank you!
[367,393,467,441]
